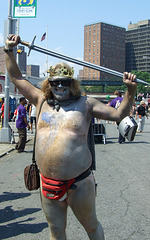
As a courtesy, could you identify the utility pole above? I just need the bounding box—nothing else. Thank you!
[46,25,48,76]
[1,0,12,142]
[16,18,20,103]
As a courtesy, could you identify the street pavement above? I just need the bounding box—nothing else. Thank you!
[0,118,150,240]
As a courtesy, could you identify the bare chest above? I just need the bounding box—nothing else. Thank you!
[37,101,89,133]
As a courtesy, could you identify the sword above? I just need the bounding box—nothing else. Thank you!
[19,36,150,86]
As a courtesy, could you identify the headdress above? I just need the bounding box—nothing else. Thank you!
[47,62,74,80]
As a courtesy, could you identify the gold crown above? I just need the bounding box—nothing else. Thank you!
[47,63,74,79]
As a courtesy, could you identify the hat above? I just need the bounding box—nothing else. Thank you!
[47,62,74,81]
[140,100,145,105]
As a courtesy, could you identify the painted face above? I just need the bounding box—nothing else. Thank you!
[50,80,71,101]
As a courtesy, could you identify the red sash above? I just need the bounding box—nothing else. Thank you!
[41,174,75,200]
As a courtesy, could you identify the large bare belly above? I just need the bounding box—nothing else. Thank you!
[36,128,92,180]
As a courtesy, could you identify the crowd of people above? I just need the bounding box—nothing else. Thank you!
[108,91,149,143]
[1,89,149,152]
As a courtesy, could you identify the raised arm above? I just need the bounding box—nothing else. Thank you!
[89,72,137,121]
[4,34,43,106]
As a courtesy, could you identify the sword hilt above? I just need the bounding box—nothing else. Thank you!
[19,35,36,56]
[19,39,30,47]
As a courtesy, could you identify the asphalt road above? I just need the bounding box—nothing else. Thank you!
[0,119,150,240]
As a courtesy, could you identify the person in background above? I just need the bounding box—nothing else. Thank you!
[13,104,19,121]
[130,103,136,117]
[29,103,36,134]
[15,97,30,152]
[110,91,125,143]
[26,101,31,124]
[136,100,149,133]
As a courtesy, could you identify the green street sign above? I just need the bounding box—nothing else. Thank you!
[13,0,37,18]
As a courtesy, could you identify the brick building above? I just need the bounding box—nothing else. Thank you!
[84,22,126,81]
[0,47,6,74]
[0,46,26,75]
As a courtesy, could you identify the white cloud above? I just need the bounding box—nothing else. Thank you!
[55,46,62,53]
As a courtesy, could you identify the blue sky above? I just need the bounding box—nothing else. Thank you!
[1,0,150,77]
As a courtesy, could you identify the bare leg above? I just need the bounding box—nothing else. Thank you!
[137,119,142,132]
[67,173,104,240]
[40,189,68,240]
[30,122,33,132]
[141,117,145,132]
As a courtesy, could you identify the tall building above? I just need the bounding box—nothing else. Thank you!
[84,22,126,80]
[125,19,150,73]
[27,64,40,77]
[17,46,27,74]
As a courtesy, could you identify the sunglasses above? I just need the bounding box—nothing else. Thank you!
[49,79,72,87]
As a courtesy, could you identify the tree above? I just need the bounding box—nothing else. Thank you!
[81,85,103,93]
[131,71,150,97]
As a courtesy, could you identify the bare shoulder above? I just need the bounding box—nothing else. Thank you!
[86,96,112,119]
[86,96,104,107]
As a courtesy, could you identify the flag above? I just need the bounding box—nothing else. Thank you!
[41,32,46,41]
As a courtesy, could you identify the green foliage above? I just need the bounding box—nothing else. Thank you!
[105,85,125,93]
[131,71,150,96]
[81,71,150,96]
[81,85,103,93]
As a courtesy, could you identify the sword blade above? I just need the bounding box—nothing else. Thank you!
[20,38,150,86]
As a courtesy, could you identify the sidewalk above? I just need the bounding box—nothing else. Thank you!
[0,122,34,157]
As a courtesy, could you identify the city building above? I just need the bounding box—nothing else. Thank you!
[0,46,26,74]
[27,64,40,77]
[0,45,41,96]
[84,22,126,81]
[0,74,44,96]
[125,19,150,73]
[17,46,27,74]
[0,47,5,74]
[78,69,84,79]
[0,74,17,96]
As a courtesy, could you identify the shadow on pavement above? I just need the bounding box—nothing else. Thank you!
[0,191,48,239]
[0,191,31,203]
[0,205,41,223]
[0,218,48,239]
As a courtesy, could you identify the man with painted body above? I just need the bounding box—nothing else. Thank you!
[4,35,137,240]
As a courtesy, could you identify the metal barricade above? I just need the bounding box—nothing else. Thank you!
[92,119,106,144]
